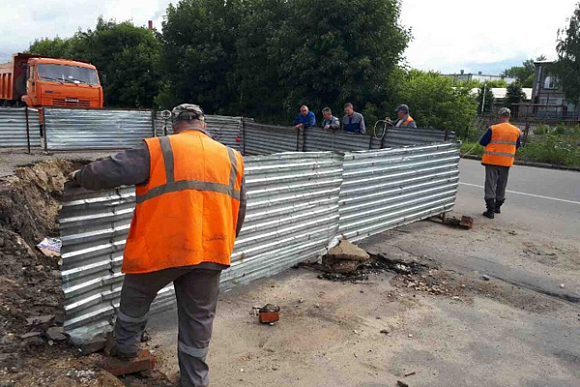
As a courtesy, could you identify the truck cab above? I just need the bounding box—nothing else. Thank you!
[0,53,104,109]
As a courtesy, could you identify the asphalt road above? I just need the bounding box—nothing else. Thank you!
[457,158,580,237]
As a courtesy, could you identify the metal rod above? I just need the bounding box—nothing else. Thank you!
[25,106,31,154]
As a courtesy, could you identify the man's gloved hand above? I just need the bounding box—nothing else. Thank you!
[66,169,81,187]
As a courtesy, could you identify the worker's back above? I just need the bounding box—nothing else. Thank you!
[124,130,244,273]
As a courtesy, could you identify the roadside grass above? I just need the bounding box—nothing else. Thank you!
[461,125,580,167]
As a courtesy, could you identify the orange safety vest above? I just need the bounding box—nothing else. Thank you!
[398,116,415,127]
[123,129,244,274]
[481,122,521,167]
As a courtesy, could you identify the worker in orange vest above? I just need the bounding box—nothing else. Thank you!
[394,104,417,128]
[71,104,246,387]
[479,107,521,219]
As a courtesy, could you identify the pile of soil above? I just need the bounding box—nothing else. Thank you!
[0,160,82,347]
[0,160,177,387]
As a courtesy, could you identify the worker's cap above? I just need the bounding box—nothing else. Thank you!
[498,107,511,117]
[171,103,205,122]
[396,104,409,113]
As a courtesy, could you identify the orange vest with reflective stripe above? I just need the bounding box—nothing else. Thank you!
[403,116,415,126]
[481,122,520,167]
[123,130,244,274]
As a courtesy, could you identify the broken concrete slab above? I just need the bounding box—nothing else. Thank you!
[46,326,67,341]
[26,314,55,326]
[327,238,370,262]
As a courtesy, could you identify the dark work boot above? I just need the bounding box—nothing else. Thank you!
[494,199,505,214]
[483,199,495,219]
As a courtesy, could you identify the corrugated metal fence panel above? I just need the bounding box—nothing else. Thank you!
[222,152,343,289]
[338,142,461,243]
[45,108,155,150]
[244,122,300,155]
[0,107,41,147]
[59,152,343,341]
[384,128,455,148]
[304,128,377,152]
[154,114,243,151]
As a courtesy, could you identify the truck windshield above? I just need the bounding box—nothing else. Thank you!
[37,64,99,85]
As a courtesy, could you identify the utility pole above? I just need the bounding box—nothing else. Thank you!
[481,84,486,114]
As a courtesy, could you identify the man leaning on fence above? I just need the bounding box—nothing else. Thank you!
[479,107,521,219]
[321,107,340,130]
[293,105,317,130]
[69,103,247,387]
[342,103,366,134]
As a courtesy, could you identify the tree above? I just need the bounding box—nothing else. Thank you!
[397,70,478,137]
[477,83,494,113]
[157,0,241,113]
[502,56,546,87]
[554,4,580,105]
[506,82,526,109]
[28,18,161,108]
[268,0,410,120]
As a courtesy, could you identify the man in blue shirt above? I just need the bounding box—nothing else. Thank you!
[342,103,366,134]
[293,105,316,130]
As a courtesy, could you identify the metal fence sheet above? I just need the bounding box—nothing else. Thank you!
[154,114,243,151]
[304,128,376,152]
[0,107,41,148]
[44,108,155,150]
[337,142,461,243]
[383,127,454,148]
[59,152,342,341]
[244,122,300,155]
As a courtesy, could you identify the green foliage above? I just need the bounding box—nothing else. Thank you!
[554,4,580,105]
[27,37,73,58]
[27,18,161,108]
[460,141,485,157]
[501,56,546,88]
[519,135,580,166]
[476,84,494,113]
[506,82,526,109]
[396,70,478,137]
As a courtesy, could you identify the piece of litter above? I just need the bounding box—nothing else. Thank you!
[408,334,413,338]
[380,329,389,335]
[397,381,409,387]
[560,284,565,289]
[36,237,62,257]
[482,275,490,281]
[405,371,416,377]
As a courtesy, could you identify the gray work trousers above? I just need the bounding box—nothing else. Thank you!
[484,165,510,201]
[115,267,221,387]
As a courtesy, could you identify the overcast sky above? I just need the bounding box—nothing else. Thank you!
[0,0,576,74]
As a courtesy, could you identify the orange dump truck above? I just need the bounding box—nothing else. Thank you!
[0,53,103,109]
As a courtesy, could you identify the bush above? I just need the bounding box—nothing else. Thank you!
[519,135,580,166]
[461,142,485,157]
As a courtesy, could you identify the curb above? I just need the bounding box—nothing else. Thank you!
[461,154,580,172]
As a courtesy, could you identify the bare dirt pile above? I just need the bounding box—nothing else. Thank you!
[0,160,83,343]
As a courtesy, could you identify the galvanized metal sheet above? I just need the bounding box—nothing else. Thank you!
[154,113,243,151]
[44,108,155,150]
[243,122,300,155]
[304,128,377,152]
[337,142,461,243]
[383,127,455,148]
[0,107,41,148]
[59,152,343,341]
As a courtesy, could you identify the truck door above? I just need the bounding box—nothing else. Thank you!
[26,64,37,106]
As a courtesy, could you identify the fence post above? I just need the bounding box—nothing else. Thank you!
[24,106,31,154]
[151,109,157,137]
[241,117,246,156]
[444,128,449,141]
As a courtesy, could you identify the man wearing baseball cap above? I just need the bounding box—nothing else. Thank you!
[71,103,247,387]
[394,104,417,128]
[479,107,521,219]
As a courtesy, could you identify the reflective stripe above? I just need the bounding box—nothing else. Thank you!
[490,140,517,145]
[136,179,241,204]
[117,309,148,324]
[178,341,209,359]
[159,137,175,183]
[227,147,238,191]
[484,151,515,158]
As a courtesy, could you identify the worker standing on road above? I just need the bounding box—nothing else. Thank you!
[479,107,521,219]
[70,103,246,387]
